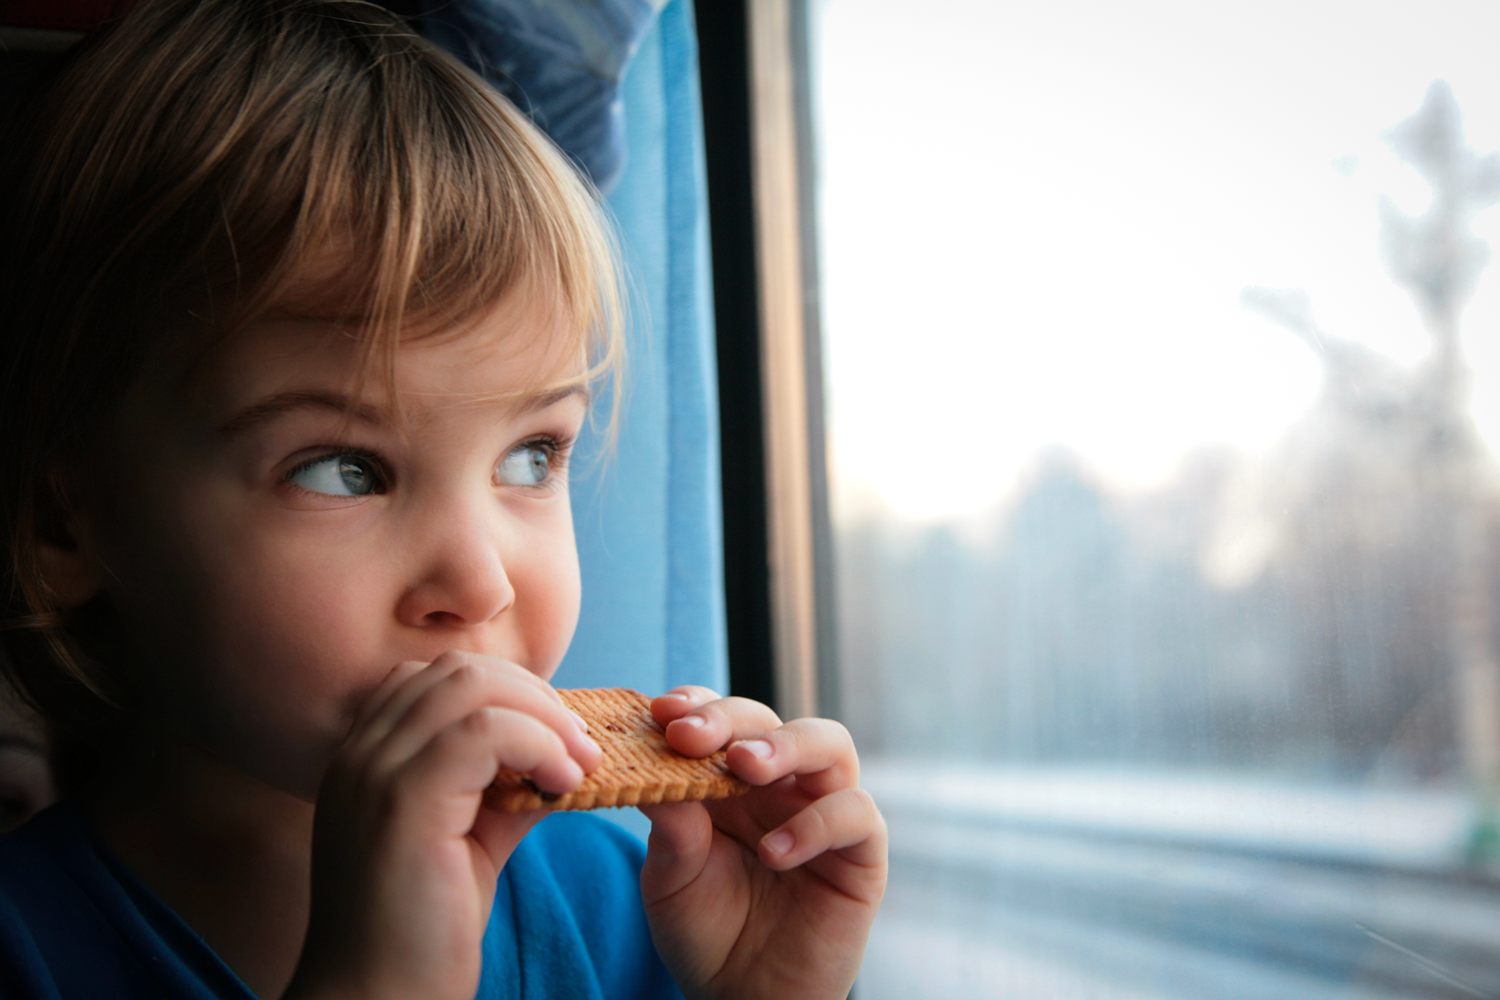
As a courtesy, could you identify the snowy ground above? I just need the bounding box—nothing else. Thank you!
[856,763,1500,1000]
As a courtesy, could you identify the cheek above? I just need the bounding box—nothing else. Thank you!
[188,522,400,792]
[514,517,582,680]
[209,523,393,694]
[166,499,390,740]
[89,482,390,792]
[222,551,378,662]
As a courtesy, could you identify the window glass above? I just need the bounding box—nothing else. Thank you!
[812,2,1500,995]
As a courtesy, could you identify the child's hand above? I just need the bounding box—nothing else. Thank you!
[283,653,602,1000]
[639,687,887,1000]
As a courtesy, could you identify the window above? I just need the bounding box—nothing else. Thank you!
[804,1,1500,995]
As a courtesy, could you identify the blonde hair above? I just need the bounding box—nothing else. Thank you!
[0,0,623,750]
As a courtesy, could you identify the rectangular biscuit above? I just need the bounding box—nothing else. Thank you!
[483,687,750,812]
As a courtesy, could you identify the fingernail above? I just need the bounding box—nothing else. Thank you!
[677,714,707,729]
[569,710,590,732]
[763,830,794,857]
[738,739,774,760]
[660,692,691,702]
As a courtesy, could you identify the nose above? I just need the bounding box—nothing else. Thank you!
[394,496,516,629]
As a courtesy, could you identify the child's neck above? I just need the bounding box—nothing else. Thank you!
[79,726,316,999]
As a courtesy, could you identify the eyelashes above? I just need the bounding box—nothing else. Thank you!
[494,434,574,492]
[285,447,387,497]
[281,435,575,498]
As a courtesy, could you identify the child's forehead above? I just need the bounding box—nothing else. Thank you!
[207,299,589,421]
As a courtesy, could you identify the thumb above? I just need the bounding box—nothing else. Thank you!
[469,807,546,878]
[638,801,713,904]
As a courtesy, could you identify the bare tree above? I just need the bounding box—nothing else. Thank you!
[1247,81,1500,852]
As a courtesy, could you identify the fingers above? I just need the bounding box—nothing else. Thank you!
[348,658,427,732]
[651,684,721,719]
[394,706,579,837]
[364,652,576,745]
[652,687,783,758]
[758,786,887,873]
[637,800,715,904]
[468,803,547,870]
[345,652,601,785]
[652,694,868,840]
[725,717,858,798]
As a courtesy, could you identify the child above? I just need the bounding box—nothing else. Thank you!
[0,2,887,998]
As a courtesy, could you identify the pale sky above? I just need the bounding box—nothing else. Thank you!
[815,0,1500,521]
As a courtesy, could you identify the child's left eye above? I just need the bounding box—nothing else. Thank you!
[495,444,552,487]
[287,454,384,496]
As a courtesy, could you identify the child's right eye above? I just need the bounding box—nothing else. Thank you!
[286,454,385,496]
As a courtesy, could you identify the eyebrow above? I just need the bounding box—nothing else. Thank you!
[517,384,591,415]
[216,384,590,438]
[216,390,385,438]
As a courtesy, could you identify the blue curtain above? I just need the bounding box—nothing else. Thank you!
[556,0,728,702]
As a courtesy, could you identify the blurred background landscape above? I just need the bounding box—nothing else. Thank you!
[811,2,1500,995]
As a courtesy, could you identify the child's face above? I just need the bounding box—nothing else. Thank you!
[81,294,589,798]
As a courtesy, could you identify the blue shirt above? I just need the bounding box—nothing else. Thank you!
[0,802,683,999]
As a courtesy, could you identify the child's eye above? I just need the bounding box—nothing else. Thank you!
[496,443,552,487]
[287,454,384,496]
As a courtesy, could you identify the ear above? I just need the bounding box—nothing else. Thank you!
[33,477,104,610]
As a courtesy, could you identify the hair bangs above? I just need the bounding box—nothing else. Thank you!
[226,11,624,411]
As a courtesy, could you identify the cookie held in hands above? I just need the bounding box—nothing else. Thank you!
[484,688,751,812]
